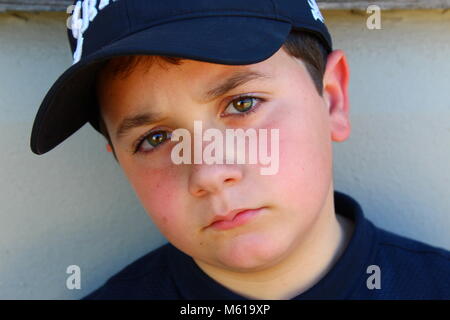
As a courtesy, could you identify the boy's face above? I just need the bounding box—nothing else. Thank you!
[97,47,350,272]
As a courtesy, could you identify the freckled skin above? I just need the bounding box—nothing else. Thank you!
[97,48,351,278]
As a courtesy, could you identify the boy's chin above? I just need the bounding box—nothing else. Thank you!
[209,236,292,272]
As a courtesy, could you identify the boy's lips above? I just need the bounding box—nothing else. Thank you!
[206,207,265,231]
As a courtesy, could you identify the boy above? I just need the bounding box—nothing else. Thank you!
[31,0,449,299]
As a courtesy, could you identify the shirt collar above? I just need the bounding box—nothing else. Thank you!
[167,190,378,299]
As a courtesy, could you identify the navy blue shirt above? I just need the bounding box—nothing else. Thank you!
[83,191,450,299]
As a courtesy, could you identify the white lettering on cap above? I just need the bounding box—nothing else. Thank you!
[307,0,324,23]
[67,0,118,65]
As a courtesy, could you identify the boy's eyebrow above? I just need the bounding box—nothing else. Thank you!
[116,111,166,141]
[115,70,272,140]
[203,70,272,102]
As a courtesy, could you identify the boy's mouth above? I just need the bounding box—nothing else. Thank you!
[206,207,265,231]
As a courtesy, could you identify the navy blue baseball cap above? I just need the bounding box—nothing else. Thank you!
[30,0,332,155]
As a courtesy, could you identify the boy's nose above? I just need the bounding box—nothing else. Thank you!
[188,163,243,197]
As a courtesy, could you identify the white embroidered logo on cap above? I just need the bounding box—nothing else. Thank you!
[307,0,324,23]
[67,0,118,65]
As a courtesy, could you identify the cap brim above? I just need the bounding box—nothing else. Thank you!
[30,15,292,155]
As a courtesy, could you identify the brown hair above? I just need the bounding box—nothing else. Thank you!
[96,30,329,160]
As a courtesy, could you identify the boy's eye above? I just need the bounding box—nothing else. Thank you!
[134,130,172,154]
[134,95,264,155]
[222,96,262,117]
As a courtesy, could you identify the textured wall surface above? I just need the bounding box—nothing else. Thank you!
[0,10,449,299]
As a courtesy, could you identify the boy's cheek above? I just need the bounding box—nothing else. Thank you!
[127,166,187,229]
[263,101,332,197]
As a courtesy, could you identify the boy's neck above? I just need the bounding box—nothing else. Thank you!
[193,187,355,300]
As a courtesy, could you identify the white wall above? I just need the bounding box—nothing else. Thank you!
[0,10,449,299]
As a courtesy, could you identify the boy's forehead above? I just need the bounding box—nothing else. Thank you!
[99,47,293,95]
[98,48,299,128]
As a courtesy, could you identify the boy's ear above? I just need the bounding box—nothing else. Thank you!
[105,143,119,163]
[322,49,351,143]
